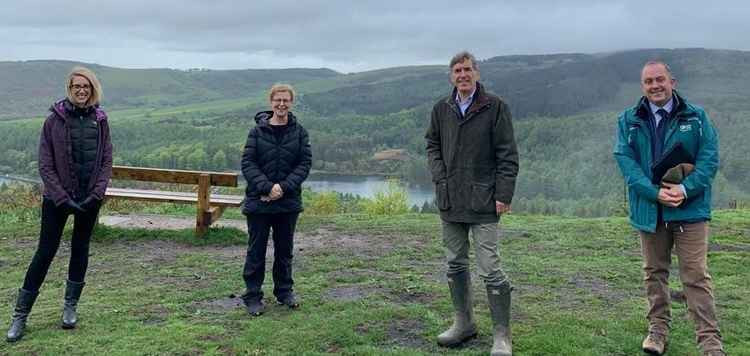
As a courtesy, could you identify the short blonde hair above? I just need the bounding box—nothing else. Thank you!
[66,66,102,107]
[268,83,295,102]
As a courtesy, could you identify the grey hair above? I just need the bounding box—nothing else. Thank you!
[449,51,479,70]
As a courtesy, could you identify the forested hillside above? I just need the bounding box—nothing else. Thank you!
[1,48,748,215]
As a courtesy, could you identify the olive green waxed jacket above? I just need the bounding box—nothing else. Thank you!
[425,83,519,223]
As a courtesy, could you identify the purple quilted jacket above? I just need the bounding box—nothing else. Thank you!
[38,99,113,206]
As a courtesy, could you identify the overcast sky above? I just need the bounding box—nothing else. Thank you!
[1,1,748,73]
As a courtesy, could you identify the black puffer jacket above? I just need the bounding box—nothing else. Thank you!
[241,111,312,214]
[66,101,100,200]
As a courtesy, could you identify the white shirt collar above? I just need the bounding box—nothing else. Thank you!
[455,88,476,104]
[649,97,674,116]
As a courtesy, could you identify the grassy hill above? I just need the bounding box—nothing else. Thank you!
[0,60,339,120]
[0,189,748,355]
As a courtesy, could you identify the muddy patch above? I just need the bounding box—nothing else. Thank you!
[99,214,247,231]
[191,295,243,313]
[561,274,640,305]
[386,289,438,305]
[326,285,380,302]
[328,268,400,283]
[300,228,396,258]
[132,304,170,325]
[383,319,430,349]
[566,273,635,305]
[709,243,750,252]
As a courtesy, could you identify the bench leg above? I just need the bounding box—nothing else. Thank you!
[196,174,210,237]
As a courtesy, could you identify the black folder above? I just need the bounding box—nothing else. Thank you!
[651,143,695,184]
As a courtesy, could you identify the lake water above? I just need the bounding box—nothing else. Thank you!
[304,174,434,206]
[0,174,436,206]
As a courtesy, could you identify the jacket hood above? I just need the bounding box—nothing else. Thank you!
[254,110,297,128]
[50,99,108,122]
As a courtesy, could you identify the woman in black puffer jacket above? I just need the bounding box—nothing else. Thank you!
[240,84,311,316]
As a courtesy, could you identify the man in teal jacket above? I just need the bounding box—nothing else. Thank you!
[613,60,724,356]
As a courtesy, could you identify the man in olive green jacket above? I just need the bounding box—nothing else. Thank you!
[425,51,519,356]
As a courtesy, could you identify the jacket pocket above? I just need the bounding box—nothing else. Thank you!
[471,183,495,213]
[436,181,451,211]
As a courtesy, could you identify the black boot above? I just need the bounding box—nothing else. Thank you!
[487,282,513,356]
[241,291,265,316]
[6,289,39,342]
[62,280,85,329]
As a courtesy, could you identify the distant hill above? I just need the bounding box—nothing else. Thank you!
[301,48,750,119]
[0,60,339,119]
[3,48,750,120]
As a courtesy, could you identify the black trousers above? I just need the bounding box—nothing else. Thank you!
[242,212,299,300]
[22,198,100,292]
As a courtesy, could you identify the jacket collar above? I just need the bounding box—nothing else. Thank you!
[50,99,107,122]
[254,110,298,129]
[633,90,692,121]
[445,82,491,115]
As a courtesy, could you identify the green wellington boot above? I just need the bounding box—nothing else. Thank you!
[437,271,477,347]
[487,282,512,356]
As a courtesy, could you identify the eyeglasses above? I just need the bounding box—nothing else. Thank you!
[70,84,91,91]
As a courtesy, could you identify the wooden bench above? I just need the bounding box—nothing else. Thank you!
[104,165,244,236]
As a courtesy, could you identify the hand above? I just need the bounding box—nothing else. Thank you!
[269,184,284,200]
[260,195,272,202]
[658,183,684,207]
[79,196,100,211]
[496,201,511,215]
[64,199,86,214]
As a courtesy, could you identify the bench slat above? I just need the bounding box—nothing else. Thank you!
[105,188,243,207]
[111,166,238,187]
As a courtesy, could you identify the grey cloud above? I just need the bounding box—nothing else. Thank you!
[1,1,748,72]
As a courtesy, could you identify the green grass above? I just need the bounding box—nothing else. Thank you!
[1,208,748,355]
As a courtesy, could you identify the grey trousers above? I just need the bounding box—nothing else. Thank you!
[442,220,508,286]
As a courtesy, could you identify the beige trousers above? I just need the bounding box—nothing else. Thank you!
[639,221,723,351]
[442,220,508,287]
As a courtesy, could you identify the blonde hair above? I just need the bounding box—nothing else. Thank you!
[66,66,102,107]
[268,83,295,102]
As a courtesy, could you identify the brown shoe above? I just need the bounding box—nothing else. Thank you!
[642,333,667,355]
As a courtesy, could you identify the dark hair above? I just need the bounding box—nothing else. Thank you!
[642,60,675,80]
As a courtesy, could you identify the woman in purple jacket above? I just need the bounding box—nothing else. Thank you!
[6,67,113,342]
